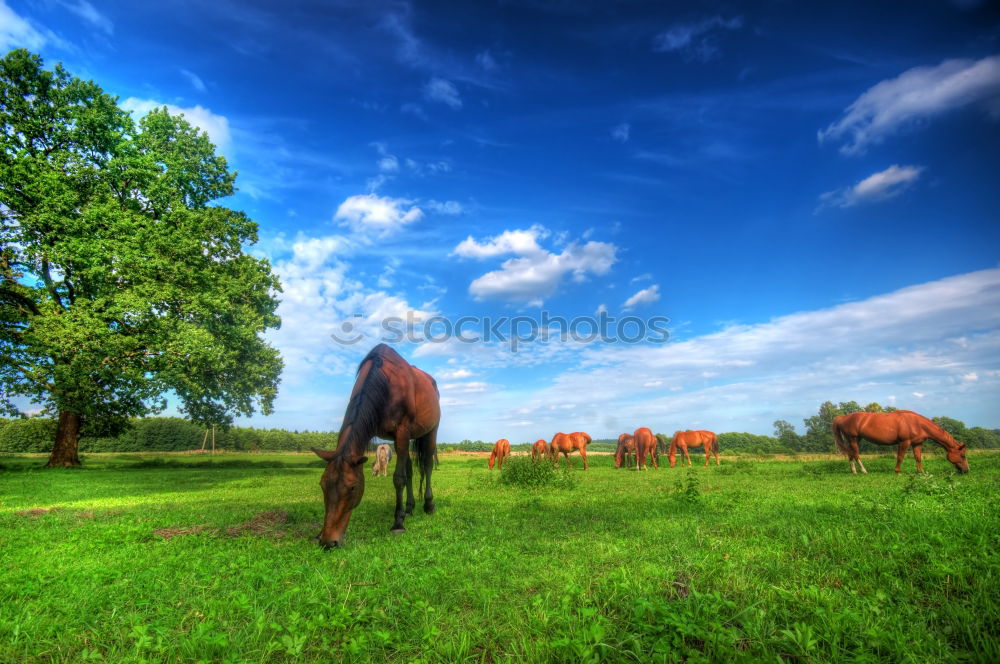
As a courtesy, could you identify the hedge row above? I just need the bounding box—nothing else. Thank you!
[0,417,337,453]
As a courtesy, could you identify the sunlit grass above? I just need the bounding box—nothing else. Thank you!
[1,451,997,662]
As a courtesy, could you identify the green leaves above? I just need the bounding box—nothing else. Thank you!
[0,50,281,448]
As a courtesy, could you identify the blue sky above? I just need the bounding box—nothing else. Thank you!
[3,0,999,440]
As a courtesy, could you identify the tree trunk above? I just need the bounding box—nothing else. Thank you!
[46,411,82,467]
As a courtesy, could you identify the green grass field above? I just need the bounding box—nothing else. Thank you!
[1,450,998,663]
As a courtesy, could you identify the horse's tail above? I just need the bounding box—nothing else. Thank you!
[711,433,718,454]
[668,436,677,466]
[831,418,849,457]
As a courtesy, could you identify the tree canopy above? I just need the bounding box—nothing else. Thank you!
[0,49,282,466]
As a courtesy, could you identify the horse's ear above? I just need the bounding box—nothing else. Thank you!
[354,456,368,467]
[311,447,337,462]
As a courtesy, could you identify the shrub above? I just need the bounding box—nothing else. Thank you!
[498,456,578,490]
[0,418,57,452]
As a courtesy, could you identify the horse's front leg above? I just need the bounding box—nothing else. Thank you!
[391,434,412,533]
[910,442,924,474]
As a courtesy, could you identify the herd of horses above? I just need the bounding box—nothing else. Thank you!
[310,344,971,548]
[489,426,720,471]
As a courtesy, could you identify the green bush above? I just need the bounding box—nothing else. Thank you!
[0,418,56,452]
[498,456,578,490]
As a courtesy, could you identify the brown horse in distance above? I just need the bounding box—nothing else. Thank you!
[614,433,636,469]
[668,430,720,467]
[489,438,511,469]
[832,410,969,474]
[531,439,549,463]
[371,443,391,477]
[634,427,659,470]
[549,431,592,470]
[311,344,440,548]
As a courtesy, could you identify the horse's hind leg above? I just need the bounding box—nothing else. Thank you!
[850,438,867,474]
[895,441,912,474]
[417,428,437,514]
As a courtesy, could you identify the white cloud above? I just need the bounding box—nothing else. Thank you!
[266,232,437,390]
[61,0,112,35]
[624,284,661,309]
[0,1,49,51]
[378,155,400,172]
[438,368,474,379]
[819,55,1000,155]
[453,225,548,259]
[180,68,206,92]
[457,227,618,305]
[596,304,608,315]
[515,268,1000,437]
[611,123,630,143]
[121,98,232,153]
[334,193,423,237]
[424,77,462,109]
[652,15,743,62]
[818,164,924,210]
[426,200,463,215]
[440,381,488,394]
[962,372,978,382]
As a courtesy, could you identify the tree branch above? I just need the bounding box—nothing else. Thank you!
[39,259,66,311]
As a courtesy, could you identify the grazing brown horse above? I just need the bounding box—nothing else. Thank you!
[371,443,391,477]
[531,439,549,463]
[832,410,969,475]
[668,430,720,467]
[549,431,592,470]
[489,438,511,469]
[614,433,636,469]
[633,427,659,470]
[311,344,440,548]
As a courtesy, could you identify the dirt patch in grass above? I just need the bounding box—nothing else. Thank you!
[671,571,692,599]
[226,510,290,538]
[17,507,61,518]
[153,525,212,539]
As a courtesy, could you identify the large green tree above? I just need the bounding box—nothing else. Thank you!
[0,50,282,466]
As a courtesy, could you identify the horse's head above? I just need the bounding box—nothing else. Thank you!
[312,448,367,548]
[947,443,969,474]
[488,452,497,469]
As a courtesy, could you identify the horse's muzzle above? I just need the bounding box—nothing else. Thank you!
[317,534,344,549]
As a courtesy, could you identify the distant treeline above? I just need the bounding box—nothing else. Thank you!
[2,401,998,454]
[0,417,338,453]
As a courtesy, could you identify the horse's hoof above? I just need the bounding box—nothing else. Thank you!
[390,527,406,535]
[424,502,436,514]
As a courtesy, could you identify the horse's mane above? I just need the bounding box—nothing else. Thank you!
[338,346,392,458]
[916,415,960,448]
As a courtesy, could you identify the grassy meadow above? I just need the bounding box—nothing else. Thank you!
[1,450,998,663]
